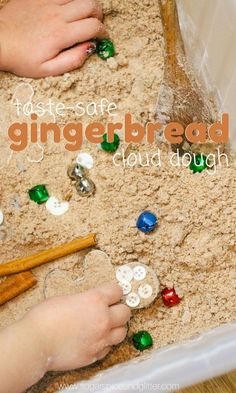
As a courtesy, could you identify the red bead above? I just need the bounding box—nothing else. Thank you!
[161,287,181,307]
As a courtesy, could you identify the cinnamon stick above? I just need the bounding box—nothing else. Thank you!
[0,272,37,306]
[0,234,97,277]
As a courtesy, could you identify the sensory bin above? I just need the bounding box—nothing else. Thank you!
[0,0,236,392]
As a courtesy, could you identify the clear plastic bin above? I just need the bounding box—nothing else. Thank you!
[60,322,236,392]
[60,1,236,391]
[178,0,236,149]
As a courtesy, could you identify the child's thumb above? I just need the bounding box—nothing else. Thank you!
[41,42,96,77]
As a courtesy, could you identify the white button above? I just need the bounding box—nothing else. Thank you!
[119,280,132,295]
[133,265,146,281]
[116,265,133,282]
[46,197,69,216]
[126,293,140,308]
[76,153,94,169]
[0,210,4,226]
[138,284,153,299]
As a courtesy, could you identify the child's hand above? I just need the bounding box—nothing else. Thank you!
[27,282,131,372]
[0,0,107,77]
[0,283,130,392]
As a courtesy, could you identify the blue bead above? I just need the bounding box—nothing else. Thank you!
[136,211,158,233]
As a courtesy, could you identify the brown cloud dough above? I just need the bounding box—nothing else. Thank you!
[0,0,235,392]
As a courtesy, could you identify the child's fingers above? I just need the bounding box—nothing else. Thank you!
[97,282,123,306]
[65,18,108,48]
[40,42,95,77]
[96,346,111,361]
[108,326,128,346]
[109,304,131,328]
[63,0,103,23]
[55,0,72,4]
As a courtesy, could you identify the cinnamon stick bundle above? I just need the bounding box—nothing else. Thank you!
[0,234,97,277]
[0,272,37,306]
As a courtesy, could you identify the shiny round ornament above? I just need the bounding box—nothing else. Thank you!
[136,211,158,233]
[75,177,96,197]
[29,185,49,205]
[132,330,153,351]
[67,163,87,180]
[161,287,181,307]
[96,39,115,60]
[101,133,120,153]
[189,154,208,173]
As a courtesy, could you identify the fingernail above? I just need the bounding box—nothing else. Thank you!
[86,43,97,56]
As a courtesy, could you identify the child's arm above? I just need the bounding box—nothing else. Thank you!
[0,283,130,393]
[0,0,107,78]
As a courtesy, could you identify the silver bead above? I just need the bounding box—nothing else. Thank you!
[67,164,87,180]
[75,177,96,197]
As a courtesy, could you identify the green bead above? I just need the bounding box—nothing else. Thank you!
[132,331,153,351]
[101,133,120,153]
[29,185,49,205]
[96,39,115,60]
[189,154,208,173]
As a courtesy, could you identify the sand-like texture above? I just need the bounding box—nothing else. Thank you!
[0,1,236,392]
